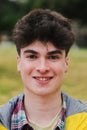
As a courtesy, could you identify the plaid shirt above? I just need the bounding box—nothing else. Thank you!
[11,95,66,130]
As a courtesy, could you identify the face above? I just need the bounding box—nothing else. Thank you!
[17,41,68,97]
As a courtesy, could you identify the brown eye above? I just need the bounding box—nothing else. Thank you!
[48,55,59,61]
[26,54,37,60]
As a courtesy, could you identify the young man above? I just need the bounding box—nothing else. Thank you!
[0,8,87,130]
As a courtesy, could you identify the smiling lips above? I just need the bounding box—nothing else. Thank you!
[33,76,53,82]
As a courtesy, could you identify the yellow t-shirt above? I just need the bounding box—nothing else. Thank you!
[0,126,7,130]
[65,112,87,130]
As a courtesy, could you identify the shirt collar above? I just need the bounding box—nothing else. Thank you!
[11,93,66,130]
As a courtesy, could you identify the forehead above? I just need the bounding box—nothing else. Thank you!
[21,41,60,52]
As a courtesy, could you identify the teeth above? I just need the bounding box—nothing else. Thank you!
[37,78,49,81]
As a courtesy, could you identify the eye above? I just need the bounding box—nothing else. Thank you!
[26,54,37,60]
[47,55,60,61]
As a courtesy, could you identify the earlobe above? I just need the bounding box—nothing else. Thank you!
[65,56,69,73]
[17,55,21,72]
[65,69,68,73]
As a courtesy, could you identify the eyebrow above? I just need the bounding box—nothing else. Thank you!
[47,50,63,55]
[24,49,63,55]
[24,50,38,54]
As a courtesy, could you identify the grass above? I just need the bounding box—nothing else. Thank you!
[0,43,87,104]
[63,48,87,101]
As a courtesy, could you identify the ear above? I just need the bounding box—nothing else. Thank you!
[65,56,69,73]
[17,55,21,72]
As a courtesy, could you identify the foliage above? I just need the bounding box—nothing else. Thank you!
[59,0,87,25]
[0,0,87,47]
[0,0,87,32]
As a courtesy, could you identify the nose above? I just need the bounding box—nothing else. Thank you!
[36,58,50,74]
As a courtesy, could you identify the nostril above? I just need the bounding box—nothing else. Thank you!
[36,66,50,74]
[37,68,49,74]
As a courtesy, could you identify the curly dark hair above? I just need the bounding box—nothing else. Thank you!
[12,8,75,55]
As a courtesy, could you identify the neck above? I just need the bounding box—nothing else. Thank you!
[24,90,62,126]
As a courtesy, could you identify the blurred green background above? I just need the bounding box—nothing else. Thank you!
[0,0,87,104]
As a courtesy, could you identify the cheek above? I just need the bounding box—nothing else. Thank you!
[53,62,66,73]
[20,61,35,76]
[19,64,31,83]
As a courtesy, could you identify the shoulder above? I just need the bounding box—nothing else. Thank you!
[0,93,24,129]
[63,93,87,130]
[0,125,8,130]
[62,93,87,116]
[65,112,87,130]
[0,93,24,112]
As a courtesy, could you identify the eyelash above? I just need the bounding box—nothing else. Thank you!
[26,54,37,60]
[47,55,60,60]
[26,54,60,61]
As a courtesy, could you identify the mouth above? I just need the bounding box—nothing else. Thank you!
[33,77,53,81]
